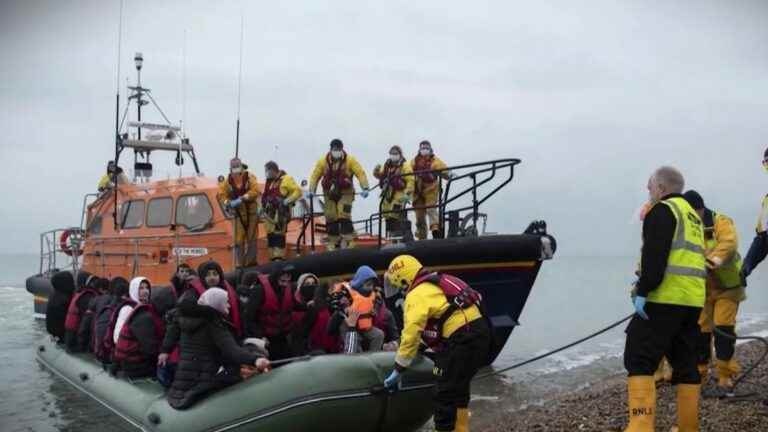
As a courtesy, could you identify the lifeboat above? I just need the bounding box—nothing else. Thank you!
[28,53,556,431]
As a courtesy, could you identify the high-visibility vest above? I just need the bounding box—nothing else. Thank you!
[647,197,706,307]
[707,212,744,290]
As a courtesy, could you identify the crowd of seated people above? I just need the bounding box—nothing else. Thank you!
[45,261,400,409]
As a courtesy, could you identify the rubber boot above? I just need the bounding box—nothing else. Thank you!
[715,359,740,390]
[455,408,469,432]
[675,384,700,432]
[624,376,656,432]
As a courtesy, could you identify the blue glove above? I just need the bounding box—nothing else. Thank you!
[229,198,242,209]
[383,370,401,391]
[304,191,314,200]
[633,296,649,320]
[282,198,292,206]
[360,189,370,199]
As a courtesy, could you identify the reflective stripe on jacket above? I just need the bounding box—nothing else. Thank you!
[647,197,706,307]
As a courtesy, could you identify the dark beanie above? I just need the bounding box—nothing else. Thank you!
[265,160,279,171]
[330,139,343,149]
[764,146,768,160]
[682,190,705,210]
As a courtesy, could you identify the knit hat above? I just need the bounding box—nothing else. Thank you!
[682,190,705,211]
[198,287,230,315]
[330,139,344,150]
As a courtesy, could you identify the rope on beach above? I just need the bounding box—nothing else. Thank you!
[475,314,634,380]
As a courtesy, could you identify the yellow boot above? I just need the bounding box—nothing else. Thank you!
[625,376,656,432]
[455,408,469,432]
[715,359,740,390]
[675,384,700,432]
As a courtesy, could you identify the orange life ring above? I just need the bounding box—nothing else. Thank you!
[60,229,83,256]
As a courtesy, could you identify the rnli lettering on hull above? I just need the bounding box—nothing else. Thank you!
[172,247,209,257]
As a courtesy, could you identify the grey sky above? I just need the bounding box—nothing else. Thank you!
[1,0,767,258]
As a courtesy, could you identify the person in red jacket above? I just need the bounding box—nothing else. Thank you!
[112,277,165,378]
[64,274,100,352]
[243,264,298,360]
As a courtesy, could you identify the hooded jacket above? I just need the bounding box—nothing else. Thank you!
[113,277,147,343]
[46,271,76,340]
[167,301,262,410]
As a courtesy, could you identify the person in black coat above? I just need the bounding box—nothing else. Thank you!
[46,271,76,341]
[91,277,129,362]
[167,288,270,410]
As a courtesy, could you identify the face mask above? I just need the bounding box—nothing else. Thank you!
[266,171,276,180]
[331,150,343,159]
[419,148,431,156]
[231,167,243,175]
[389,154,400,163]
[763,159,768,173]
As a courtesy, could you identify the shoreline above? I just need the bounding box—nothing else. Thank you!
[482,341,768,431]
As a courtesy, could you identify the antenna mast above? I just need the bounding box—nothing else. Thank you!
[234,11,244,158]
[113,0,124,230]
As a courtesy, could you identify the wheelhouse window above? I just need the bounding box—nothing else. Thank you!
[86,214,103,235]
[147,197,173,227]
[120,199,145,229]
[176,194,213,230]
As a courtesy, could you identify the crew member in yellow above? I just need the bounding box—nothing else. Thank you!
[261,161,302,261]
[308,139,369,250]
[382,255,490,432]
[410,140,451,240]
[680,190,745,392]
[373,145,414,239]
[623,167,706,432]
[218,158,262,267]
[97,160,130,192]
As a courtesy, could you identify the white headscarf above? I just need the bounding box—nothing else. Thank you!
[198,287,230,315]
[113,276,150,343]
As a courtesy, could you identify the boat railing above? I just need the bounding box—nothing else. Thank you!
[38,228,83,276]
[299,158,521,251]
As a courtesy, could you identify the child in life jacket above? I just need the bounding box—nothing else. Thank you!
[333,266,385,354]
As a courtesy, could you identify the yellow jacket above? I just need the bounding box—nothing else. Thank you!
[309,152,369,194]
[274,174,302,204]
[217,172,262,209]
[97,173,130,190]
[373,160,415,199]
[409,155,448,194]
[395,281,482,368]
[707,213,746,302]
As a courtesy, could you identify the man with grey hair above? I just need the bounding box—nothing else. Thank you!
[623,166,707,431]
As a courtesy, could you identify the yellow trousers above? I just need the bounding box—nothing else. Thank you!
[323,191,355,250]
[413,186,439,240]
[233,204,259,267]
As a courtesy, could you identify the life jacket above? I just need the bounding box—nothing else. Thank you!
[413,155,437,184]
[321,151,353,192]
[227,172,251,199]
[262,172,286,209]
[258,274,295,337]
[100,298,137,361]
[113,304,165,364]
[410,272,482,351]
[309,308,340,353]
[221,280,243,337]
[335,283,375,331]
[92,299,120,361]
[64,289,98,332]
[379,161,406,193]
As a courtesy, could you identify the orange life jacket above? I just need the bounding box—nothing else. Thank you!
[335,282,375,331]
